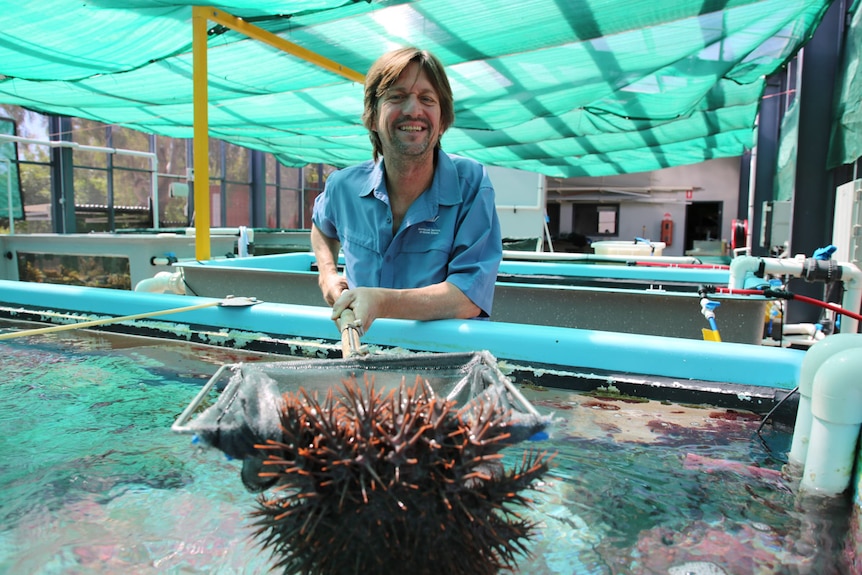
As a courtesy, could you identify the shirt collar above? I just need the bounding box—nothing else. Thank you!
[361,149,460,207]
[360,161,383,199]
[430,150,461,206]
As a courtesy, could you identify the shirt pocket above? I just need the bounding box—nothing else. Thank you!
[340,228,384,286]
[394,225,453,286]
[341,226,379,254]
[399,223,454,255]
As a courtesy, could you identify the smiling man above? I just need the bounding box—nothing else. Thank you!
[310,47,502,333]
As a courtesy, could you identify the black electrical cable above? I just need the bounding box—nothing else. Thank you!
[755,385,799,461]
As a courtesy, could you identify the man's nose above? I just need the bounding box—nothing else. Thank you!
[401,93,420,113]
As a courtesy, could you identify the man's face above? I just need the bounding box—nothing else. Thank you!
[373,61,442,161]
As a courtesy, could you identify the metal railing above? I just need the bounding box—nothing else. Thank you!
[0,133,162,231]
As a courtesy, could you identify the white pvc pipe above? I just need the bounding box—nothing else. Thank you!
[238,226,249,257]
[134,271,186,295]
[184,226,254,257]
[789,333,862,468]
[844,278,862,334]
[501,250,701,265]
[801,346,862,495]
[184,227,247,236]
[781,323,826,343]
[727,255,762,289]
[746,127,758,253]
[728,255,862,333]
[782,323,824,337]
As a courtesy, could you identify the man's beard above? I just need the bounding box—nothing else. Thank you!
[388,121,436,158]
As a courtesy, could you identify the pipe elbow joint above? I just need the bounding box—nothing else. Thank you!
[810,348,862,425]
[728,256,761,289]
[134,271,186,295]
[798,333,862,399]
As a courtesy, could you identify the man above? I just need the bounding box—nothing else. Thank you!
[311,47,502,332]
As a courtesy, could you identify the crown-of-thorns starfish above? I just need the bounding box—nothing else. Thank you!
[250,375,553,575]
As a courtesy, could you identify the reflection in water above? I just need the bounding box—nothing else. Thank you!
[0,327,855,574]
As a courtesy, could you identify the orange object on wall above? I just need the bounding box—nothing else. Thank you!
[660,213,673,246]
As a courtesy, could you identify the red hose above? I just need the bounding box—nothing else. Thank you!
[717,288,766,296]
[792,293,862,323]
[716,287,862,322]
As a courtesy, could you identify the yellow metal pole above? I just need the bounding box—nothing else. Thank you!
[206,8,365,84]
[189,6,363,262]
[192,6,211,261]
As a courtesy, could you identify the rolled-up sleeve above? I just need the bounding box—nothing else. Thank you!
[444,164,502,317]
[311,184,338,239]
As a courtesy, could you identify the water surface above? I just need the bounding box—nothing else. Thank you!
[0,325,853,574]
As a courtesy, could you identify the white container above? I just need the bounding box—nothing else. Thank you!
[592,240,665,257]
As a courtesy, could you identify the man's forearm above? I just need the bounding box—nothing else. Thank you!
[311,224,348,305]
[334,281,480,328]
[384,282,480,320]
[311,224,341,277]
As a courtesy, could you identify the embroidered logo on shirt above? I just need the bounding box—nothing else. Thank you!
[418,225,440,236]
[417,215,440,235]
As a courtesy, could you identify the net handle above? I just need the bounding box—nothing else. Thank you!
[0,295,260,340]
[171,363,234,433]
[338,308,364,358]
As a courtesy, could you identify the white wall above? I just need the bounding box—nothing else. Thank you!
[487,166,546,242]
[552,157,741,257]
[636,157,740,256]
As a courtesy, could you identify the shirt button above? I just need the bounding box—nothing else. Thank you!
[386,217,391,223]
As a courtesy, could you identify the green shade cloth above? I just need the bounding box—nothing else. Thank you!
[828,0,862,169]
[0,0,833,177]
[775,98,800,202]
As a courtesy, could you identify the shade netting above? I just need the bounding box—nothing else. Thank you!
[0,0,838,177]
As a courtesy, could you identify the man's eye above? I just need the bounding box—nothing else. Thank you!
[386,94,405,102]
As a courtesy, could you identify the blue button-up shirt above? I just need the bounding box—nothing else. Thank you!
[312,150,502,317]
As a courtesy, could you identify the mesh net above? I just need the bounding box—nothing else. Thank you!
[174,351,551,491]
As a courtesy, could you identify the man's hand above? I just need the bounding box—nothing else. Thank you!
[331,287,387,332]
[319,272,348,306]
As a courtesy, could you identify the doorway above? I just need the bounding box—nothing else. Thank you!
[684,201,722,253]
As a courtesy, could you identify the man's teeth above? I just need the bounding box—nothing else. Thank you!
[399,126,423,131]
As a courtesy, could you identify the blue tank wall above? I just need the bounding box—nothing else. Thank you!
[0,280,802,389]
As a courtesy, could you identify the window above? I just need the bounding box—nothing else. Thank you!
[0,104,338,233]
[573,203,618,237]
[597,206,617,235]
[0,109,57,231]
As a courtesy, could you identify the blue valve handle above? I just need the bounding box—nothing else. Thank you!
[813,245,837,260]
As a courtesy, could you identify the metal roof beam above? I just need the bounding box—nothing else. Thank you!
[190,5,365,260]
